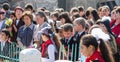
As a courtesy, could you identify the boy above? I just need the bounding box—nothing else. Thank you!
[60,23,74,60]
[73,17,87,61]
[0,29,11,61]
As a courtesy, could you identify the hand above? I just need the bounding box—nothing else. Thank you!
[13,25,17,32]
[17,41,23,48]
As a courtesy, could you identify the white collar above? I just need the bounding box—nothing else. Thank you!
[23,23,34,30]
[78,29,85,36]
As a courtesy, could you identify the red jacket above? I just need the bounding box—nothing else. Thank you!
[110,20,120,46]
[86,51,104,62]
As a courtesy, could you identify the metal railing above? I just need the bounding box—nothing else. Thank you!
[58,43,82,62]
[0,42,22,62]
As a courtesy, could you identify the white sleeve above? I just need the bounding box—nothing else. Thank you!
[48,44,55,62]
[91,28,110,41]
[41,45,55,62]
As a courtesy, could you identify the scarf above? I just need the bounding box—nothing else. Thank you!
[41,39,53,57]
[86,51,104,62]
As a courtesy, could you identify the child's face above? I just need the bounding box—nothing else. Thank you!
[41,34,49,42]
[73,22,82,32]
[63,31,73,39]
[0,32,8,41]
[102,9,109,16]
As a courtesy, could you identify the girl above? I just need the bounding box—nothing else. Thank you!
[40,27,61,62]
[96,18,117,55]
[80,34,114,62]
[58,12,72,24]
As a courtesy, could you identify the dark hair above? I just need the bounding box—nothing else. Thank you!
[85,10,91,18]
[10,11,15,17]
[78,6,84,12]
[59,12,72,24]
[81,34,98,50]
[63,23,73,32]
[36,11,48,22]
[116,7,120,13]
[55,8,64,13]
[51,12,59,20]
[22,11,33,21]
[91,9,100,22]
[81,34,114,62]
[96,19,115,37]
[72,13,80,21]
[41,27,61,54]
[25,3,33,10]
[44,10,50,16]
[2,3,10,10]
[1,29,10,38]
[70,7,79,15]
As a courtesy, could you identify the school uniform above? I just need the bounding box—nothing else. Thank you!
[41,39,56,62]
[17,23,35,47]
[60,36,76,61]
[110,20,120,46]
[0,41,10,56]
[86,51,104,62]
[72,31,86,61]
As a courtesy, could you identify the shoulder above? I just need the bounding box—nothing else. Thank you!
[43,22,51,27]
[48,44,55,51]
[18,25,25,31]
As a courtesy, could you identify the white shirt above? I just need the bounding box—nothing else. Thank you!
[42,44,55,62]
[16,20,19,25]
[0,20,4,30]
[91,28,110,41]
[1,41,5,51]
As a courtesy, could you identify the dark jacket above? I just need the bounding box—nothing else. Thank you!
[0,41,11,56]
[72,31,87,61]
[12,19,24,42]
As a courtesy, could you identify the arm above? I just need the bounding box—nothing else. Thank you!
[41,45,55,62]
[16,27,23,48]
[48,44,55,62]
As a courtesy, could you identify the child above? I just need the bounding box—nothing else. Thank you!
[40,27,61,62]
[60,23,74,60]
[80,34,114,62]
[0,29,11,61]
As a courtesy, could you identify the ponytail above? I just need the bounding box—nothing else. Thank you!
[52,33,62,60]
[52,34,61,51]
[99,39,114,62]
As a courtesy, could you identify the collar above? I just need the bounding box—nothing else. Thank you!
[40,22,47,27]
[23,23,34,30]
[78,29,85,36]
[65,35,73,44]
[86,51,104,62]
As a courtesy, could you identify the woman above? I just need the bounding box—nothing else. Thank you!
[17,11,35,48]
[58,12,72,24]
[33,11,51,48]
[39,27,61,62]
[80,34,114,62]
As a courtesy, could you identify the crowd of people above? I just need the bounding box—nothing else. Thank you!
[0,2,120,62]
